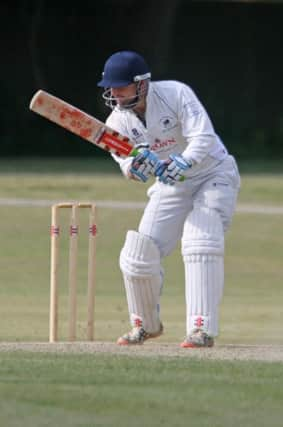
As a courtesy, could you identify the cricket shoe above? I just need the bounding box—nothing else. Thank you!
[180,329,214,348]
[117,323,163,345]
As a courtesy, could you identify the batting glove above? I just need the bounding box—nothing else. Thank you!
[154,154,192,185]
[130,149,160,182]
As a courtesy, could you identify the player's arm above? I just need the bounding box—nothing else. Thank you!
[29,90,164,183]
[106,115,159,183]
[177,84,218,164]
[153,85,217,185]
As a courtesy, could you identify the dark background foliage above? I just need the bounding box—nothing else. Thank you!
[1,1,283,159]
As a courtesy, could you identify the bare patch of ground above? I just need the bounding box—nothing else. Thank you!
[0,342,282,362]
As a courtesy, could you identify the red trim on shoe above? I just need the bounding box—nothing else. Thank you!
[180,340,214,348]
[180,329,214,348]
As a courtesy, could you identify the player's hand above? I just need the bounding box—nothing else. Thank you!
[130,148,159,182]
[154,154,192,185]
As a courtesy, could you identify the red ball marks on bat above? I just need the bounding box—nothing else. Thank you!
[69,110,84,120]
[70,120,81,129]
[60,107,84,122]
[60,107,70,120]
[80,128,92,138]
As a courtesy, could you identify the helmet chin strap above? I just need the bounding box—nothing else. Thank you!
[102,80,149,111]
[102,89,139,110]
[117,94,139,111]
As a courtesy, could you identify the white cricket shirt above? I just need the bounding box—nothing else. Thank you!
[105,80,228,178]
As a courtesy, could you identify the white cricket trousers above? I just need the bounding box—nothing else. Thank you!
[138,155,240,257]
[137,155,240,336]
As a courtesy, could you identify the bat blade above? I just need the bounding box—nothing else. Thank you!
[29,90,137,158]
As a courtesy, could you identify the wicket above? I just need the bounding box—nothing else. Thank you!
[49,202,97,342]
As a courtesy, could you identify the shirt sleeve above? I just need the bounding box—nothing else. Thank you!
[177,84,218,164]
[105,113,133,178]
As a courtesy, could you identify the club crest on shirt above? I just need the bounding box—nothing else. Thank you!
[159,116,177,132]
[131,128,143,139]
[183,101,202,118]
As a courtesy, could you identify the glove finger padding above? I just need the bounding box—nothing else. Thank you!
[155,154,192,185]
[130,149,159,182]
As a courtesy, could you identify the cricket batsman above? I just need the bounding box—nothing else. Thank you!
[97,51,240,347]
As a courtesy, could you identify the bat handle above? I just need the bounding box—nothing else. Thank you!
[130,143,150,157]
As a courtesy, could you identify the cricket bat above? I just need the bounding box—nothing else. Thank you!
[29,90,139,158]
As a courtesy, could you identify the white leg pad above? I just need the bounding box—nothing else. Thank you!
[119,230,162,333]
[182,207,224,337]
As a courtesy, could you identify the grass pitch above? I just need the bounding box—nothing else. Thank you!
[0,352,283,427]
[0,158,282,345]
[0,157,282,426]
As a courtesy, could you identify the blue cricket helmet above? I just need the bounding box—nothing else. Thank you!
[97,51,151,88]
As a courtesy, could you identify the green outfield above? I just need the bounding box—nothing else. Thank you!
[0,158,282,426]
